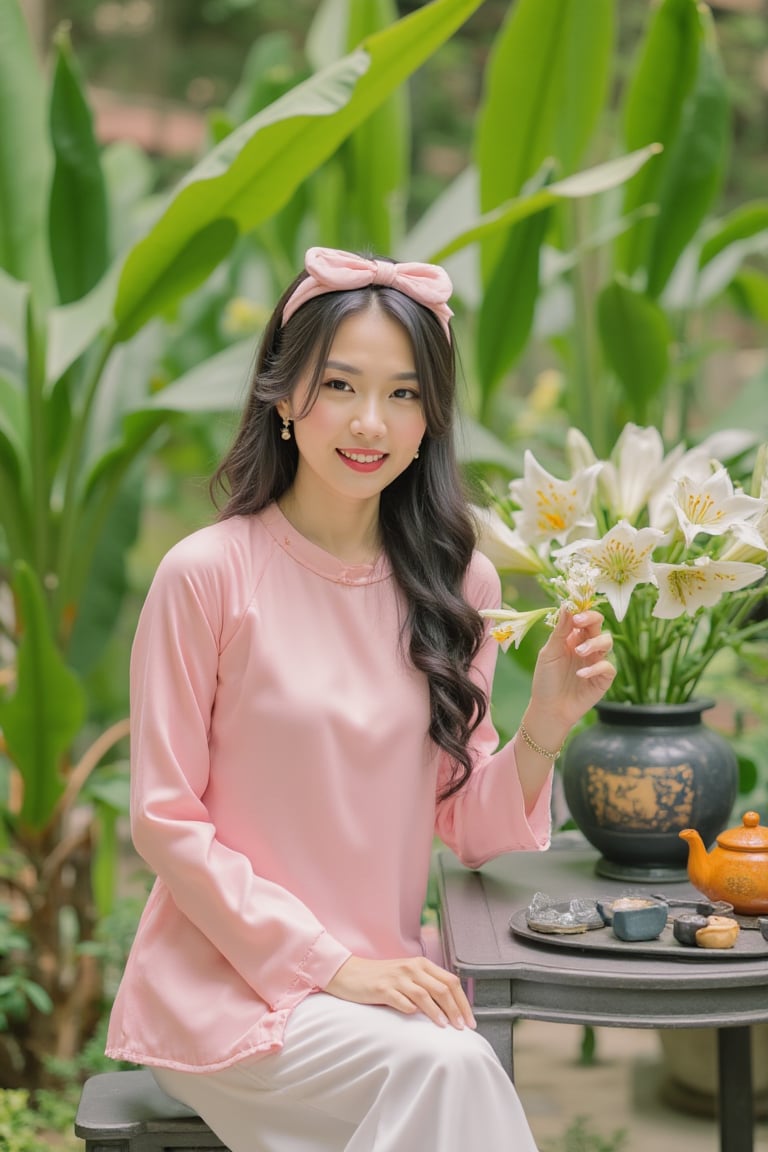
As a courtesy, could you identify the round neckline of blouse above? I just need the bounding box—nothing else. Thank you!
[260,502,392,586]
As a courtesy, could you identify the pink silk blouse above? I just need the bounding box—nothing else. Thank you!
[106,502,552,1072]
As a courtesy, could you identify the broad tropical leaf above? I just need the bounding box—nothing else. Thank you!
[597,278,671,422]
[0,0,53,297]
[475,0,613,275]
[645,7,729,298]
[48,25,110,305]
[0,562,86,830]
[617,0,701,277]
[113,0,485,341]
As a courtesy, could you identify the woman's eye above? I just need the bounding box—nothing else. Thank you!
[325,378,351,392]
[392,387,420,400]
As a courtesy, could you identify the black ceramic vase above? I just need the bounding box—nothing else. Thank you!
[561,699,738,882]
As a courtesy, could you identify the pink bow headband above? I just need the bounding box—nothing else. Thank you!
[281,247,454,341]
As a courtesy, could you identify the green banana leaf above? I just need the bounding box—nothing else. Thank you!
[309,0,409,253]
[476,196,553,408]
[0,561,86,831]
[475,0,613,265]
[113,0,484,341]
[617,0,701,278]
[441,147,660,407]
[0,266,29,371]
[48,24,110,305]
[430,146,661,262]
[45,266,120,387]
[729,268,768,325]
[67,475,142,674]
[134,339,255,416]
[597,277,671,423]
[644,6,729,298]
[0,0,53,299]
[699,201,768,269]
[85,766,130,917]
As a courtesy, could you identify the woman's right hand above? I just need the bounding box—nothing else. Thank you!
[324,955,476,1031]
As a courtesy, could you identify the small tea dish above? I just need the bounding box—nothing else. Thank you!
[695,915,740,950]
[525,892,603,934]
[611,898,668,942]
[673,913,709,947]
[597,894,660,927]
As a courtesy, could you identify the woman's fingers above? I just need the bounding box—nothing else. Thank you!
[408,966,474,1029]
[325,955,476,1029]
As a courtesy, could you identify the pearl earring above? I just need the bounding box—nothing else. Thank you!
[414,443,421,459]
[281,417,292,441]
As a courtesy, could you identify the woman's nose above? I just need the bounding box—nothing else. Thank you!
[351,400,386,437]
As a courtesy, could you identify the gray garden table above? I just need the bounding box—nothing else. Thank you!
[435,834,768,1152]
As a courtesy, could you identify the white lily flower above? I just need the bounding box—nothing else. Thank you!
[476,423,768,705]
[479,606,552,652]
[565,427,598,473]
[750,443,768,500]
[472,505,546,574]
[648,431,756,531]
[599,424,666,521]
[718,519,768,564]
[672,467,768,547]
[555,521,664,621]
[509,450,600,547]
[652,557,766,619]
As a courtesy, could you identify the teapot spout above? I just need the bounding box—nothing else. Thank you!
[679,827,709,892]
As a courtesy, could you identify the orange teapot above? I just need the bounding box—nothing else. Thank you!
[679,811,768,915]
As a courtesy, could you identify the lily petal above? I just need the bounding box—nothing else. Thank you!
[555,521,663,621]
[599,423,665,521]
[472,505,546,574]
[509,451,600,547]
[479,606,552,651]
[673,467,768,547]
[651,557,765,619]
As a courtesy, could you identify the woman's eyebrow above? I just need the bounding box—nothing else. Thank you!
[325,359,419,381]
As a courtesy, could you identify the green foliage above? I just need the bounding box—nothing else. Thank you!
[418,0,767,454]
[0,0,488,1086]
[0,563,87,831]
[0,907,52,1031]
[543,1115,628,1152]
[0,1089,50,1152]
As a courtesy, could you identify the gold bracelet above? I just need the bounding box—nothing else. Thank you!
[518,722,564,761]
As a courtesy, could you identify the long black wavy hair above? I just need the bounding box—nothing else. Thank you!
[210,263,487,798]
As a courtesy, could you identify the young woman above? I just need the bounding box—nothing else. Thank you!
[106,247,615,1151]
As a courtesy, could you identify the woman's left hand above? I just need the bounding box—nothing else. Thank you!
[528,608,615,735]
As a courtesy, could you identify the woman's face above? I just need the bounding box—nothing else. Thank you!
[278,305,427,509]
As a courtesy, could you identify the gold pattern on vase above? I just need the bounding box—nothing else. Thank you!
[585,763,695,830]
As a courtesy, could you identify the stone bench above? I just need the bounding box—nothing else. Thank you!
[75,1069,228,1152]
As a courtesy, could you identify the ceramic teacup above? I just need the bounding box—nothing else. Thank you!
[673,913,710,947]
[610,897,668,942]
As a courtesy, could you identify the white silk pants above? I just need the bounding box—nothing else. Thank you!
[151,992,539,1152]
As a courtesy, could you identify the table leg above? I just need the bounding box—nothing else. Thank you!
[717,1025,753,1152]
[471,979,515,1081]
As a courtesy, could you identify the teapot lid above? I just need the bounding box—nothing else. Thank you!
[716,811,768,851]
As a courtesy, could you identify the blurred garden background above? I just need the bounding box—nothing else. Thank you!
[1,0,767,1147]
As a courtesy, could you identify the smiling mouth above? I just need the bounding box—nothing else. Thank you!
[337,450,387,464]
